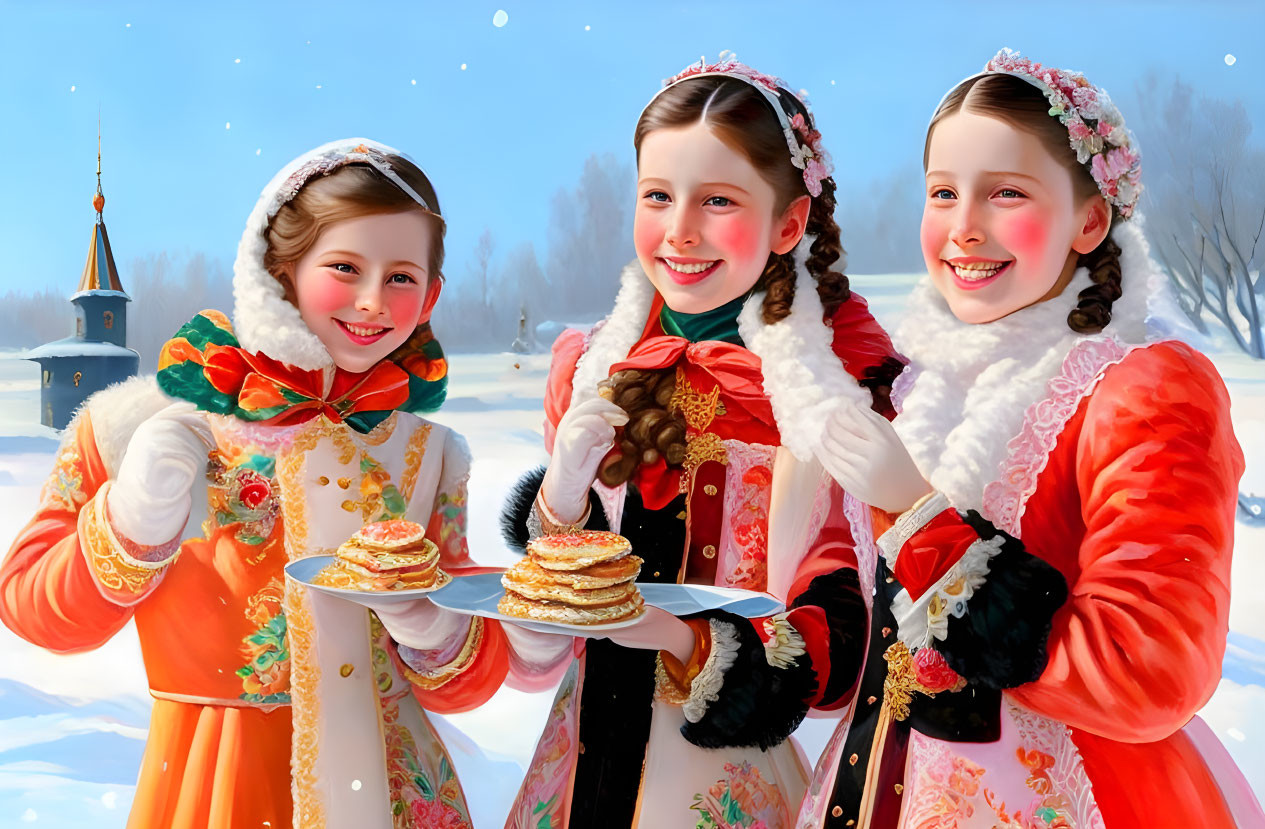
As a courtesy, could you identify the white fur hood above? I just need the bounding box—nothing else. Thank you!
[231,138,411,370]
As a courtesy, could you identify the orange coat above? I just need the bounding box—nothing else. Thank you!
[0,403,506,829]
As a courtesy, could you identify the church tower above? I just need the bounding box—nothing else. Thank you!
[25,133,140,429]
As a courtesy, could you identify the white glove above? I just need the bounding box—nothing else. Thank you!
[545,606,695,663]
[358,595,470,651]
[540,397,628,523]
[108,402,214,545]
[819,403,933,514]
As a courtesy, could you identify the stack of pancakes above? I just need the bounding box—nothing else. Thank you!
[499,531,645,625]
[313,519,449,592]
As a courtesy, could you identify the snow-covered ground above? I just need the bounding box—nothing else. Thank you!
[0,274,1262,826]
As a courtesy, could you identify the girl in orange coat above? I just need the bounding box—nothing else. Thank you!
[797,51,1262,828]
[0,139,530,829]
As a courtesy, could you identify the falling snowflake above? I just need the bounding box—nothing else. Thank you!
[493,9,508,27]
[256,148,262,155]
[125,22,131,27]
[1225,54,1237,66]
[351,779,363,791]
[234,58,241,64]
[411,79,417,85]
[584,24,591,31]
[830,79,836,85]
[70,85,76,92]
[225,121,231,130]
[101,792,117,809]
[460,63,467,71]
[315,84,322,89]
[1228,727,1246,740]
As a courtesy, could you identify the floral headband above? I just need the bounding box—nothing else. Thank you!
[976,48,1142,218]
[643,53,834,197]
[272,141,441,221]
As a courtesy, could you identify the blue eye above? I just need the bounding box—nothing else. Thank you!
[930,188,955,200]
[705,196,732,207]
[644,190,670,203]
[388,273,416,285]
[332,263,355,273]
[996,188,1025,199]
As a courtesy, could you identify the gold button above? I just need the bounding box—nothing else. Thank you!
[339,663,354,677]
[653,571,660,577]
[676,510,687,520]
[702,545,716,559]
[886,576,895,583]
[337,477,352,489]
[894,783,904,795]
[703,484,718,496]
[831,806,843,818]
[341,500,357,512]
[317,476,330,486]
[867,695,877,705]
[848,753,859,766]
[847,821,855,827]
[882,626,892,638]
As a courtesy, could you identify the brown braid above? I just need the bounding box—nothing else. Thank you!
[1067,233,1123,334]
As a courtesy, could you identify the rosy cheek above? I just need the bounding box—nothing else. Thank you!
[712,214,764,263]
[919,213,948,267]
[996,212,1049,260]
[300,273,356,315]
[633,212,664,259]
[385,290,425,328]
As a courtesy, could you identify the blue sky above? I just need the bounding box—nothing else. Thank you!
[2,0,1262,298]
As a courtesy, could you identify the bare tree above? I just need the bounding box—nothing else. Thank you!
[835,163,926,275]
[1134,74,1265,358]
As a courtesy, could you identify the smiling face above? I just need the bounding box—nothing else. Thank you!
[290,210,439,373]
[634,122,806,314]
[921,110,1108,324]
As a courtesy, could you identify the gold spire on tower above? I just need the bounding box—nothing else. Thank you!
[78,118,124,293]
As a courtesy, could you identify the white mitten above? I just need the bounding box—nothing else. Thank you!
[107,402,213,545]
[555,606,695,663]
[361,596,471,652]
[819,403,933,514]
[539,397,628,523]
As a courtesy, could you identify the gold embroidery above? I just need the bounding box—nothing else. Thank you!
[396,615,484,690]
[45,442,88,511]
[244,577,285,628]
[670,367,728,479]
[82,483,175,595]
[398,422,432,502]
[284,579,325,828]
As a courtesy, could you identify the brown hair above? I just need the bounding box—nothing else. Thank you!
[925,74,1123,334]
[262,156,447,363]
[598,76,854,487]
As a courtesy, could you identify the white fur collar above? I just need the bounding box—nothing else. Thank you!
[231,138,403,370]
[570,237,874,462]
[893,220,1161,513]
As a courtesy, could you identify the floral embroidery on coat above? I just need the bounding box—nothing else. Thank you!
[690,761,791,829]
[371,618,473,829]
[508,661,579,829]
[206,448,280,546]
[236,577,290,703]
[42,442,88,512]
[432,483,469,563]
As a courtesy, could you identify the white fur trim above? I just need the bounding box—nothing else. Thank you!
[878,490,951,567]
[232,138,407,369]
[892,220,1158,516]
[739,236,873,462]
[82,375,174,478]
[683,618,742,724]
[762,612,807,669]
[569,260,656,408]
[891,535,1004,651]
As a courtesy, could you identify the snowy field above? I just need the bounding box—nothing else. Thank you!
[0,273,1262,826]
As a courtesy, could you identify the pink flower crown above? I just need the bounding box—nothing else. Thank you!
[647,53,834,198]
[984,48,1142,218]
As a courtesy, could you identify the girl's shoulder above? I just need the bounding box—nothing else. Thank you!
[828,291,907,415]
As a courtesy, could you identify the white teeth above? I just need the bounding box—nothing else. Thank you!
[951,262,1007,281]
[344,323,385,337]
[663,259,718,274]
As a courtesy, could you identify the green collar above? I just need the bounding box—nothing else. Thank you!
[658,293,748,345]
